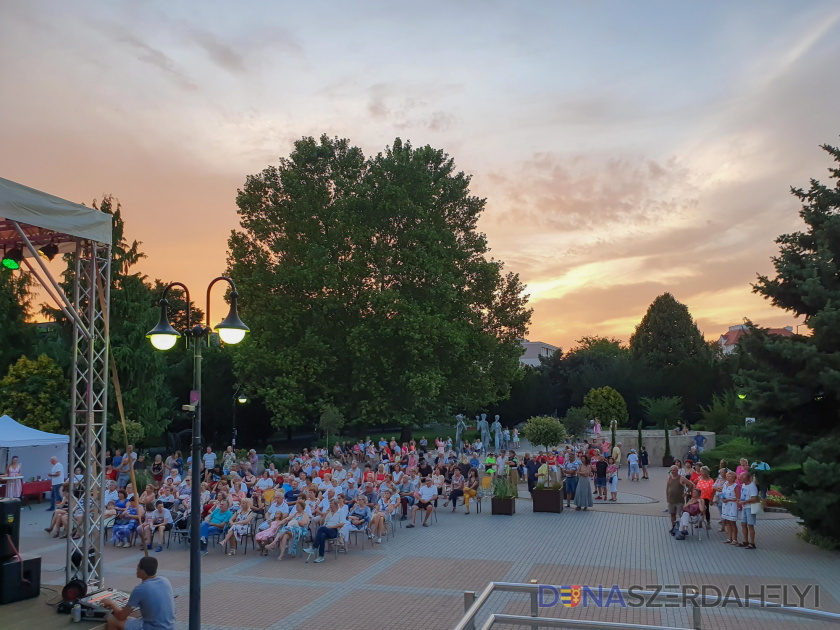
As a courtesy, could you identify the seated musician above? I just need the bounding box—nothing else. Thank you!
[103,556,175,630]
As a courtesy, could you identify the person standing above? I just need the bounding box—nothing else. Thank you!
[103,556,175,630]
[737,471,759,549]
[47,456,64,511]
[594,454,608,500]
[574,455,593,511]
[720,471,741,545]
[5,455,22,499]
[562,453,580,508]
[202,446,216,482]
[611,443,622,480]
[666,465,693,533]
[627,449,640,482]
[693,431,707,453]
[639,446,650,480]
[524,454,539,494]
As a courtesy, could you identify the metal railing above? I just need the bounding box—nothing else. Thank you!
[454,581,840,630]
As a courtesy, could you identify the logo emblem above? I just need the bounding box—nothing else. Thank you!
[560,585,582,607]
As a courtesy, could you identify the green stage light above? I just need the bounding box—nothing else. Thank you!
[2,248,23,270]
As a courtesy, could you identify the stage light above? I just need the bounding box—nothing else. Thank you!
[2,247,23,270]
[214,290,249,344]
[38,243,59,261]
[146,299,181,350]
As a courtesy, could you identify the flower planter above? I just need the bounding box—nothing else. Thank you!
[531,488,564,513]
[662,456,675,467]
[491,497,516,515]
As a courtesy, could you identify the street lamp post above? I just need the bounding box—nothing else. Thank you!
[146,276,248,630]
[232,386,247,447]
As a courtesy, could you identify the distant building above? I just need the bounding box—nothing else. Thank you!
[718,324,793,355]
[520,339,560,367]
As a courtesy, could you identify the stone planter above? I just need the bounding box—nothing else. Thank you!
[531,488,564,513]
[491,497,516,515]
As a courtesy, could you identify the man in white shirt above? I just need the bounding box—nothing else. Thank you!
[47,456,64,511]
[407,477,437,528]
[202,447,216,482]
[332,462,347,484]
[103,480,120,507]
[305,499,344,563]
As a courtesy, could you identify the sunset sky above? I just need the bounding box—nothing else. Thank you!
[2,1,839,350]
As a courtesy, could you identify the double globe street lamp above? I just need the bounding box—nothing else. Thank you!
[146,276,248,630]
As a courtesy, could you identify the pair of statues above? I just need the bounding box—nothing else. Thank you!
[456,413,503,453]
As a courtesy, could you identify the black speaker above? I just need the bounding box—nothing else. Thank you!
[0,499,21,561]
[0,555,41,605]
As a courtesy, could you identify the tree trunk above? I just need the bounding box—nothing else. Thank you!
[400,425,412,444]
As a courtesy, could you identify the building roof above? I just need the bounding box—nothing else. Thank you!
[718,324,793,348]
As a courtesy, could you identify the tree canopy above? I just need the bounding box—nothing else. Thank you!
[228,135,531,432]
[0,354,69,433]
[584,386,629,427]
[0,269,35,376]
[630,293,708,367]
[737,142,840,545]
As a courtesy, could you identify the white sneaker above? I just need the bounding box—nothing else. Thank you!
[314,556,325,563]
[303,547,315,555]
[376,537,382,544]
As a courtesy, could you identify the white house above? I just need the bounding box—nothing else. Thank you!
[519,339,560,367]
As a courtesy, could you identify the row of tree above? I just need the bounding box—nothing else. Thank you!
[488,294,736,430]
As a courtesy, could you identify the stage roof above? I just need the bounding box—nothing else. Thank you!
[0,176,112,254]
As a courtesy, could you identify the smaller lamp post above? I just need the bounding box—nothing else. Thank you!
[232,386,248,447]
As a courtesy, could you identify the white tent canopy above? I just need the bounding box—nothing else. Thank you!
[0,415,69,485]
[0,414,70,447]
[0,176,112,254]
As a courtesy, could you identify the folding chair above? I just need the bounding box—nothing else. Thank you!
[686,512,705,540]
[326,534,348,559]
[476,475,493,513]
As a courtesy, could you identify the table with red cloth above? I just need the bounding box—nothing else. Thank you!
[20,479,51,502]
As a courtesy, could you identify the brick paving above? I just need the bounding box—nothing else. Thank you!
[11,463,839,630]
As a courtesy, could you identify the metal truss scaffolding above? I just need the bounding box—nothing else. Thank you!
[65,240,111,588]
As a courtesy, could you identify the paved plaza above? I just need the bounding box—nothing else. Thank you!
[8,466,840,630]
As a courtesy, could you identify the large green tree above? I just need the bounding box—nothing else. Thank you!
[737,142,840,545]
[48,196,189,440]
[0,269,35,375]
[228,135,531,435]
[629,293,708,367]
[0,354,69,433]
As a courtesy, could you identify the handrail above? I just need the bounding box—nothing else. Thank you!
[478,615,687,630]
[453,581,840,630]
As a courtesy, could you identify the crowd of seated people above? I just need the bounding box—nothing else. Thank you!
[46,435,528,560]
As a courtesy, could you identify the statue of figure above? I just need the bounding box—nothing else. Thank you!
[491,415,503,451]
[455,414,468,453]
[477,414,491,453]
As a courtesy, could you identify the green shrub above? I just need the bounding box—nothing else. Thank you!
[562,407,591,439]
[263,444,275,469]
[492,475,519,499]
[700,437,759,469]
[521,415,566,451]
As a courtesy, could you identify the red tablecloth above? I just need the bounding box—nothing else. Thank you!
[20,480,51,502]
